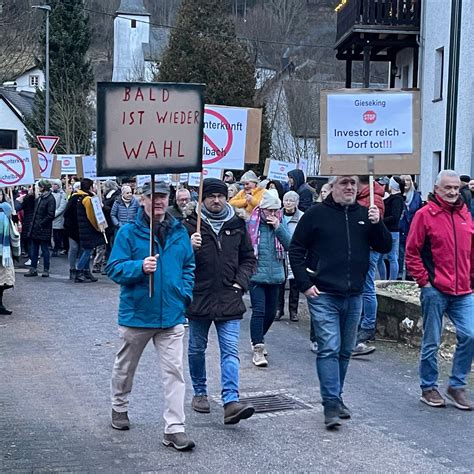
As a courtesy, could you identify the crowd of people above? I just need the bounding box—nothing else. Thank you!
[0,167,472,450]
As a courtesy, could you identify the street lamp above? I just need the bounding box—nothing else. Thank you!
[32,4,51,135]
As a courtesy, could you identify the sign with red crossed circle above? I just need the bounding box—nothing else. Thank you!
[38,151,54,178]
[0,150,36,186]
[202,105,248,170]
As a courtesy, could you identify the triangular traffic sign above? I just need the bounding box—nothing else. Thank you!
[37,135,60,154]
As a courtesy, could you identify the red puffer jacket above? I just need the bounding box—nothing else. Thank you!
[406,195,474,295]
[357,182,385,217]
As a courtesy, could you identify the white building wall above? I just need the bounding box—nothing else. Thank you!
[455,6,474,178]
[112,14,150,82]
[0,103,30,149]
[419,1,451,196]
[15,68,45,93]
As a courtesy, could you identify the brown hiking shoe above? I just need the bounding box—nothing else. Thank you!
[420,388,446,407]
[224,401,255,425]
[192,395,210,413]
[445,387,474,411]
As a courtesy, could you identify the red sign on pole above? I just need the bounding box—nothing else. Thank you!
[37,135,60,153]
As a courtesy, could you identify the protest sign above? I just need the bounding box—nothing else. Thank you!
[91,196,107,227]
[320,89,420,175]
[37,151,54,179]
[136,174,171,187]
[57,154,79,174]
[202,105,262,170]
[96,82,205,176]
[264,159,297,182]
[0,149,37,186]
[298,158,308,178]
[188,168,223,187]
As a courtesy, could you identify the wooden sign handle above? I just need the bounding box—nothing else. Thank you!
[149,175,155,298]
[369,175,375,208]
[196,171,204,234]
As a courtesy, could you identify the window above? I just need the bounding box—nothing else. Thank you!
[131,19,136,28]
[433,151,443,174]
[29,75,40,87]
[0,130,17,150]
[433,47,444,101]
[401,66,409,88]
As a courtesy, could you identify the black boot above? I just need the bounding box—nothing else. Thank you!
[75,270,87,283]
[84,269,98,282]
[324,403,342,430]
[0,305,12,315]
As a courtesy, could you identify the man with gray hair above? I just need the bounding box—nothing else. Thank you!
[406,170,474,410]
[290,176,391,429]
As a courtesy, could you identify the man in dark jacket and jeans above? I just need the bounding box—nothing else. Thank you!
[184,178,256,424]
[24,179,56,278]
[289,175,391,429]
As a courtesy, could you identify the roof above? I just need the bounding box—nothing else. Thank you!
[116,0,150,16]
[0,87,35,120]
[143,27,170,61]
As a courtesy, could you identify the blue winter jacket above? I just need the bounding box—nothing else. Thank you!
[111,197,140,227]
[250,221,291,285]
[106,208,195,329]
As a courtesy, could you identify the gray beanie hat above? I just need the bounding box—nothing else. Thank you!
[259,189,281,209]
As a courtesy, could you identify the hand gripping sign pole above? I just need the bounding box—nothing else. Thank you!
[195,171,205,234]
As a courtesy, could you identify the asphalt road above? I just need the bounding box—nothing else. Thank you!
[1,256,473,473]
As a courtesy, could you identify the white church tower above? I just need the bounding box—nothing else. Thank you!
[112,0,151,81]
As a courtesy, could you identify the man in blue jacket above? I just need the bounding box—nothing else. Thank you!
[106,181,196,451]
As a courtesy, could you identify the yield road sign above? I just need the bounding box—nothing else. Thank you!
[37,135,60,153]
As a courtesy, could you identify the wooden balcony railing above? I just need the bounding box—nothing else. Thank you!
[336,0,421,43]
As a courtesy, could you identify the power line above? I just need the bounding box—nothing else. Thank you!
[80,6,333,51]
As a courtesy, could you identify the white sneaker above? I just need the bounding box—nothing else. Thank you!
[251,342,268,356]
[252,344,268,367]
[352,342,376,357]
[24,259,32,266]
[310,341,318,353]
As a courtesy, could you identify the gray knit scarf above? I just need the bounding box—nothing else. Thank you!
[201,203,235,235]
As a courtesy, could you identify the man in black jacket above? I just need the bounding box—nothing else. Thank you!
[183,178,256,425]
[24,180,56,278]
[287,169,314,212]
[289,175,391,429]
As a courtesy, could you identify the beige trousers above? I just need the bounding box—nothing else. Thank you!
[111,324,186,434]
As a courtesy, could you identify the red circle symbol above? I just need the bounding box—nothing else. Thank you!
[363,110,377,124]
[63,159,71,166]
[279,166,285,172]
[203,169,209,175]
[0,152,26,185]
[38,152,49,173]
[202,108,234,165]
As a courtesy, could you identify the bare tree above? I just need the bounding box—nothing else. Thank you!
[0,2,40,83]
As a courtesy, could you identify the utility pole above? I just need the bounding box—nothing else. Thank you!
[32,4,51,135]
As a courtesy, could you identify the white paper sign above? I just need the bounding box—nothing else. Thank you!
[188,168,223,187]
[38,151,54,179]
[0,149,36,186]
[298,158,308,178]
[266,160,297,182]
[58,154,78,174]
[91,196,107,227]
[327,92,413,155]
[202,105,248,170]
[136,174,171,187]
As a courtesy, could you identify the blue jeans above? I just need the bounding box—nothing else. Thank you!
[420,287,474,390]
[249,283,279,344]
[188,319,240,405]
[307,294,362,405]
[76,248,93,271]
[360,250,380,331]
[377,232,400,280]
[29,239,50,271]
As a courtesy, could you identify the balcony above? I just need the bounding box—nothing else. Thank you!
[336,0,421,59]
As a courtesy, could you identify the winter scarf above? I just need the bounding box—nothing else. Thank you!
[0,203,20,267]
[201,203,234,235]
[247,207,284,259]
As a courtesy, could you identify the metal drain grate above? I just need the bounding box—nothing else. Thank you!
[239,393,312,414]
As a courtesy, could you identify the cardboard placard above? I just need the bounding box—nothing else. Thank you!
[244,107,263,165]
[96,82,205,176]
[57,154,81,175]
[91,195,107,227]
[264,159,297,181]
[0,148,38,186]
[188,168,223,187]
[320,89,421,175]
